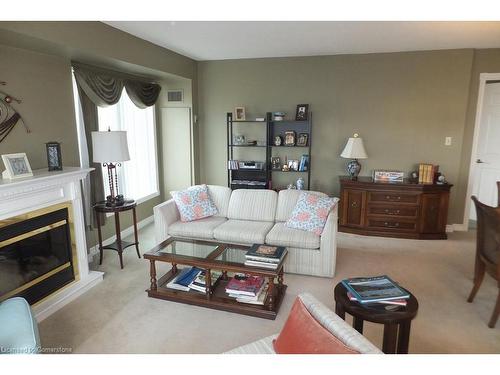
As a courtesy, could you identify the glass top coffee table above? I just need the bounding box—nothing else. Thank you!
[143,237,288,320]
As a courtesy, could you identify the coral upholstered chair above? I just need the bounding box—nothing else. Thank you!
[468,192,500,328]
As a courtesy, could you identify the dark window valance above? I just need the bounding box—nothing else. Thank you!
[72,63,161,109]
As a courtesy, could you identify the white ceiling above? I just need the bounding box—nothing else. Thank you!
[105,21,500,61]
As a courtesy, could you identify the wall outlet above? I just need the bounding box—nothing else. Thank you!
[445,137,452,146]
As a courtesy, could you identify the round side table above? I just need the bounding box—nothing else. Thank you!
[334,282,418,354]
[94,200,141,269]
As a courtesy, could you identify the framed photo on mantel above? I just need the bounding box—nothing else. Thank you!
[1,152,33,179]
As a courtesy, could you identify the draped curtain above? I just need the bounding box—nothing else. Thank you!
[72,62,161,229]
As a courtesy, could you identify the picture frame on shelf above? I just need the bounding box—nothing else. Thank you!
[234,107,246,121]
[373,170,405,182]
[271,156,281,170]
[1,152,33,180]
[274,135,282,146]
[297,133,309,146]
[287,159,299,171]
[295,104,309,121]
[284,131,296,146]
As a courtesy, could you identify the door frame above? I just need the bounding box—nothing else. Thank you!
[462,72,500,230]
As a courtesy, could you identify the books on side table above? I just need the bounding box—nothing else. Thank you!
[341,275,410,306]
[243,244,287,269]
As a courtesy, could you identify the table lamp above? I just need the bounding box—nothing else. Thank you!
[91,129,130,207]
[340,133,368,179]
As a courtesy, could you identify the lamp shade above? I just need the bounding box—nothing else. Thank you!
[340,136,368,159]
[91,130,130,163]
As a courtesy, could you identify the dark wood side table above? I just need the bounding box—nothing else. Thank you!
[94,200,141,269]
[334,282,419,354]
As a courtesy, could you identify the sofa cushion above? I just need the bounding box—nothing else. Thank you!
[170,185,218,222]
[286,192,339,235]
[207,185,232,218]
[214,219,274,244]
[266,222,320,249]
[275,189,327,222]
[168,216,227,240]
[273,297,360,354]
[227,189,278,222]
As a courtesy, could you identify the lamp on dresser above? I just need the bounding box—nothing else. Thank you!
[340,133,368,179]
[91,129,130,207]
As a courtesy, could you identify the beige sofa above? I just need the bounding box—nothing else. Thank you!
[225,293,382,354]
[154,185,338,277]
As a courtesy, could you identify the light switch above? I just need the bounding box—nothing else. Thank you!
[445,137,452,146]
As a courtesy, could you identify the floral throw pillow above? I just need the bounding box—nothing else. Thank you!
[285,192,339,235]
[170,185,218,222]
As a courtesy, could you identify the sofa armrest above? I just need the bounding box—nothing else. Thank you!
[319,203,338,275]
[153,199,180,244]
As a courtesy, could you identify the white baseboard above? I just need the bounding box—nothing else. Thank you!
[88,215,154,261]
[446,223,468,233]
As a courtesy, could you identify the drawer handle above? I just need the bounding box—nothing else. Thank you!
[384,209,401,215]
[384,222,400,228]
[351,202,358,208]
[385,195,401,200]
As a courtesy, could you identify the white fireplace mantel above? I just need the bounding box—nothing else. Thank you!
[0,167,104,321]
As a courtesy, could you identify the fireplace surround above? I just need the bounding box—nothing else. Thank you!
[0,167,103,321]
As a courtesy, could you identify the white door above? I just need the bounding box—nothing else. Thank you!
[160,107,193,195]
[470,82,500,219]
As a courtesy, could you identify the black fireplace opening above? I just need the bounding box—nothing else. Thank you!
[0,208,75,304]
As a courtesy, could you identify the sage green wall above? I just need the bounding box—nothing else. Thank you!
[0,22,197,248]
[197,49,476,223]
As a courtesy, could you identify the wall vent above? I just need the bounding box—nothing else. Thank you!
[167,90,184,102]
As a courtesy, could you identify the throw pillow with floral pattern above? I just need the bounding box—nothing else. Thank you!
[285,192,338,235]
[171,185,218,222]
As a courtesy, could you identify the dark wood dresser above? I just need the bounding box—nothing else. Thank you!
[339,176,452,239]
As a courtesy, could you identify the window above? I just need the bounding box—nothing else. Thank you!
[96,89,159,204]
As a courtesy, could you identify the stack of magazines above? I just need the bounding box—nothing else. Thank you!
[167,267,221,294]
[244,244,287,269]
[225,274,267,305]
[341,275,410,306]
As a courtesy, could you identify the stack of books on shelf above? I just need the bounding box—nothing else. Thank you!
[225,274,268,305]
[341,275,410,307]
[244,244,287,269]
[167,266,221,294]
[298,155,309,171]
[418,163,439,184]
[228,160,239,170]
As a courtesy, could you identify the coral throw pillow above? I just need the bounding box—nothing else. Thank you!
[273,298,359,354]
[170,185,218,222]
[285,192,338,235]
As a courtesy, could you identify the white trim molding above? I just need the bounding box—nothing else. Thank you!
[461,72,500,231]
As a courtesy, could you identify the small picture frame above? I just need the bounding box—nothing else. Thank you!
[373,170,405,183]
[297,133,309,146]
[271,156,281,170]
[295,104,309,121]
[284,131,296,146]
[46,142,63,171]
[234,107,246,121]
[287,159,299,171]
[274,135,282,146]
[1,153,33,180]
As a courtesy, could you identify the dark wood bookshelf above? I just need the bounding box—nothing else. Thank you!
[227,111,312,190]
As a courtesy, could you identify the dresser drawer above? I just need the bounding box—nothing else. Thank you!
[367,219,418,232]
[368,192,419,204]
[367,205,419,218]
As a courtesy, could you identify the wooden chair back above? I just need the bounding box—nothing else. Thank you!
[471,196,500,272]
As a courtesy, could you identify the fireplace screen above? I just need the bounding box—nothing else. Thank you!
[0,207,75,304]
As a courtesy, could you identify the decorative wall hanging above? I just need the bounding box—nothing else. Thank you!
[0,81,30,143]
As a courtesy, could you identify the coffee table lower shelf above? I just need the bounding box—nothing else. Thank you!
[146,270,287,320]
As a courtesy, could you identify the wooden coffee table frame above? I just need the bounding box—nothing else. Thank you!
[143,237,288,320]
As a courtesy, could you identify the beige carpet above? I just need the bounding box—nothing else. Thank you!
[39,225,500,353]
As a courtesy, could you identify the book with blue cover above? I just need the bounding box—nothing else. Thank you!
[175,267,203,287]
[341,275,410,303]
